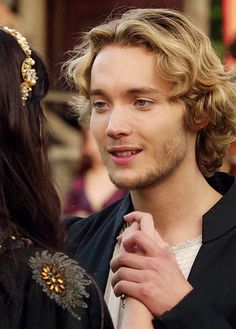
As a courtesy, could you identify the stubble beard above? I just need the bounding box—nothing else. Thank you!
[107,129,188,191]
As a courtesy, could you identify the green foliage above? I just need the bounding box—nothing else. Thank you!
[211,0,226,57]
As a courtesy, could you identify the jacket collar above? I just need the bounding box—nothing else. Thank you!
[203,172,236,243]
[113,173,236,243]
[112,194,133,237]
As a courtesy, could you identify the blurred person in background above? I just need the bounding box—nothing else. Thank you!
[64,128,125,216]
[64,8,236,329]
[0,26,114,329]
[225,37,236,75]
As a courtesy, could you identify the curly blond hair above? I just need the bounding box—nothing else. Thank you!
[64,8,236,176]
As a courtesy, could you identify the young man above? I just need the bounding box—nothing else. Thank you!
[65,8,236,329]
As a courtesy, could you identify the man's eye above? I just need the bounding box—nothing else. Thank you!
[135,99,153,107]
[93,101,106,108]
[92,101,109,111]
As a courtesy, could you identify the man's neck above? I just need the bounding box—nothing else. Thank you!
[130,168,222,247]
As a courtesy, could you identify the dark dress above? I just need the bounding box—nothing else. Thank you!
[0,237,114,329]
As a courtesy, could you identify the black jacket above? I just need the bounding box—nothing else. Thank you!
[66,172,236,328]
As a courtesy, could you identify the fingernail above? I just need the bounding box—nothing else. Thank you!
[117,234,122,241]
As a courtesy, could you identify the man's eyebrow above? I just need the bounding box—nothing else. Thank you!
[126,87,163,95]
[90,87,164,97]
[90,89,106,97]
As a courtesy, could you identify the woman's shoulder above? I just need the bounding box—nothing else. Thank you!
[28,248,91,316]
[0,242,113,329]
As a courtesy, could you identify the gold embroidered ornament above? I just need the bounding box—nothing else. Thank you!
[29,250,91,320]
[41,265,66,294]
[2,26,38,105]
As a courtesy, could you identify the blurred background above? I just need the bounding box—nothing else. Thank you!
[0,0,235,211]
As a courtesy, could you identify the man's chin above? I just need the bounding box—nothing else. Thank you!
[109,175,137,191]
[108,171,171,191]
[109,175,153,191]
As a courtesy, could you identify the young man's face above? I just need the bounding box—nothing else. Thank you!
[90,45,195,190]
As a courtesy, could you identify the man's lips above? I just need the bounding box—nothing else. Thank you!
[107,147,142,157]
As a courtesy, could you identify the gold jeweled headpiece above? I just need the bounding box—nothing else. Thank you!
[2,26,38,105]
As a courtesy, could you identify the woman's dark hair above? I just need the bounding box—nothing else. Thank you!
[0,29,64,250]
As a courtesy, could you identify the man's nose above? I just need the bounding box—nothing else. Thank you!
[105,107,132,139]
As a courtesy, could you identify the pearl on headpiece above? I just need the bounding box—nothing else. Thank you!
[2,26,38,105]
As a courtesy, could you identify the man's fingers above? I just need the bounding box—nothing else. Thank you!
[124,211,155,237]
[111,250,146,272]
[119,221,140,252]
[124,211,168,249]
[122,230,168,257]
[111,267,142,287]
[111,232,170,273]
[113,280,140,299]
